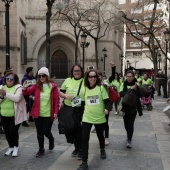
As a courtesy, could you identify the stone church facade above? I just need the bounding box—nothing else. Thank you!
[0,0,123,79]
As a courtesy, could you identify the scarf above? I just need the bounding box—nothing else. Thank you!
[123,79,137,91]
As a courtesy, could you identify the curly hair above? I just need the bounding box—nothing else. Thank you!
[84,70,101,88]
[3,72,20,86]
[36,75,52,91]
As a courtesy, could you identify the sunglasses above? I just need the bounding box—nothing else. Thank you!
[88,75,97,78]
[38,74,46,78]
[73,70,81,72]
[6,77,14,81]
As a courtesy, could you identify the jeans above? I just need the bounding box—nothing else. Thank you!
[1,116,20,147]
[82,122,105,163]
[34,117,54,149]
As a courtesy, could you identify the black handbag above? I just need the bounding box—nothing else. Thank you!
[58,105,74,134]
[122,89,137,107]
[58,80,83,134]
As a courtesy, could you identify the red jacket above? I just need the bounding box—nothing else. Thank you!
[22,82,60,120]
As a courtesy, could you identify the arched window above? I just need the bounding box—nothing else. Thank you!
[20,32,27,65]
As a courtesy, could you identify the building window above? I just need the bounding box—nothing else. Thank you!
[130,42,141,47]
[131,8,142,14]
[131,0,142,3]
[119,0,126,4]
[131,30,141,36]
[20,33,27,65]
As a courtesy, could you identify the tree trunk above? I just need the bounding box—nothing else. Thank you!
[94,39,99,70]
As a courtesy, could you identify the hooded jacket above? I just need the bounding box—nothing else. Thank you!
[22,82,60,120]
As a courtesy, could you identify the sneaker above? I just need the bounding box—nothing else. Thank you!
[77,151,82,160]
[72,148,79,157]
[22,121,29,127]
[100,149,106,159]
[5,148,13,156]
[127,141,132,148]
[29,116,34,122]
[49,138,54,150]
[36,148,45,157]
[115,111,118,115]
[0,127,5,134]
[77,162,88,170]
[12,146,19,157]
[105,138,109,146]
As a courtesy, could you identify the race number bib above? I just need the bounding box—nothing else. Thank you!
[71,96,81,107]
[86,95,99,105]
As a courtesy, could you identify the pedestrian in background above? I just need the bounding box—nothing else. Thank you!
[99,61,116,146]
[21,67,36,126]
[59,64,84,160]
[22,67,59,157]
[0,71,27,157]
[77,70,112,170]
[119,70,143,148]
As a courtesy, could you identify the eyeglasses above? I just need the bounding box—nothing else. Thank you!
[73,70,81,72]
[6,77,14,81]
[38,74,46,78]
[88,75,97,78]
[127,76,133,78]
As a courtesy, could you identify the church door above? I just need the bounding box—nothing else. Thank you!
[51,50,68,78]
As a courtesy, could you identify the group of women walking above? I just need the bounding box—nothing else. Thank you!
[0,64,145,170]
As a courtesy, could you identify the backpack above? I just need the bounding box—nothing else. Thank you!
[138,85,152,97]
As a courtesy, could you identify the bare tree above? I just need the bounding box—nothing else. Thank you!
[52,0,117,69]
[116,0,168,75]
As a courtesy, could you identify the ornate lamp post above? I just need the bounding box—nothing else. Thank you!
[101,48,107,74]
[127,60,129,69]
[2,0,13,70]
[163,29,170,98]
[80,32,90,71]
[158,53,161,70]
[120,54,124,75]
[46,0,55,70]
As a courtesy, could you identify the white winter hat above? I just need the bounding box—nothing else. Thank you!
[38,67,49,76]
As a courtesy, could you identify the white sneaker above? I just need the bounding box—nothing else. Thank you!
[105,138,109,145]
[12,146,19,157]
[115,112,118,115]
[5,148,13,156]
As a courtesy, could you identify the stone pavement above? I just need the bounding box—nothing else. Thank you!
[0,96,170,170]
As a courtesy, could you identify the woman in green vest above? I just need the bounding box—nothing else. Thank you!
[0,72,27,157]
[77,70,112,170]
[59,64,84,160]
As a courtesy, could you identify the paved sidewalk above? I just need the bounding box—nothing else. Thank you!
[0,96,170,170]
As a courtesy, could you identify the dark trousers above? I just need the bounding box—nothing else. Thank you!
[34,117,54,149]
[1,116,20,147]
[82,122,105,163]
[158,84,166,96]
[123,113,137,141]
[104,113,110,138]
[65,106,83,150]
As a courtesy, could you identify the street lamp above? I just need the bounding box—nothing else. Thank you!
[163,29,170,98]
[127,60,129,69]
[158,53,161,70]
[80,32,90,71]
[46,0,55,70]
[120,54,124,75]
[2,0,13,70]
[101,48,107,74]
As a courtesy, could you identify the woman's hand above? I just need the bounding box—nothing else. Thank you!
[0,89,6,97]
[131,83,137,90]
[54,114,58,120]
[65,94,73,101]
[104,109,109,115]
[23,80,29,89]
[110,61,115,67]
